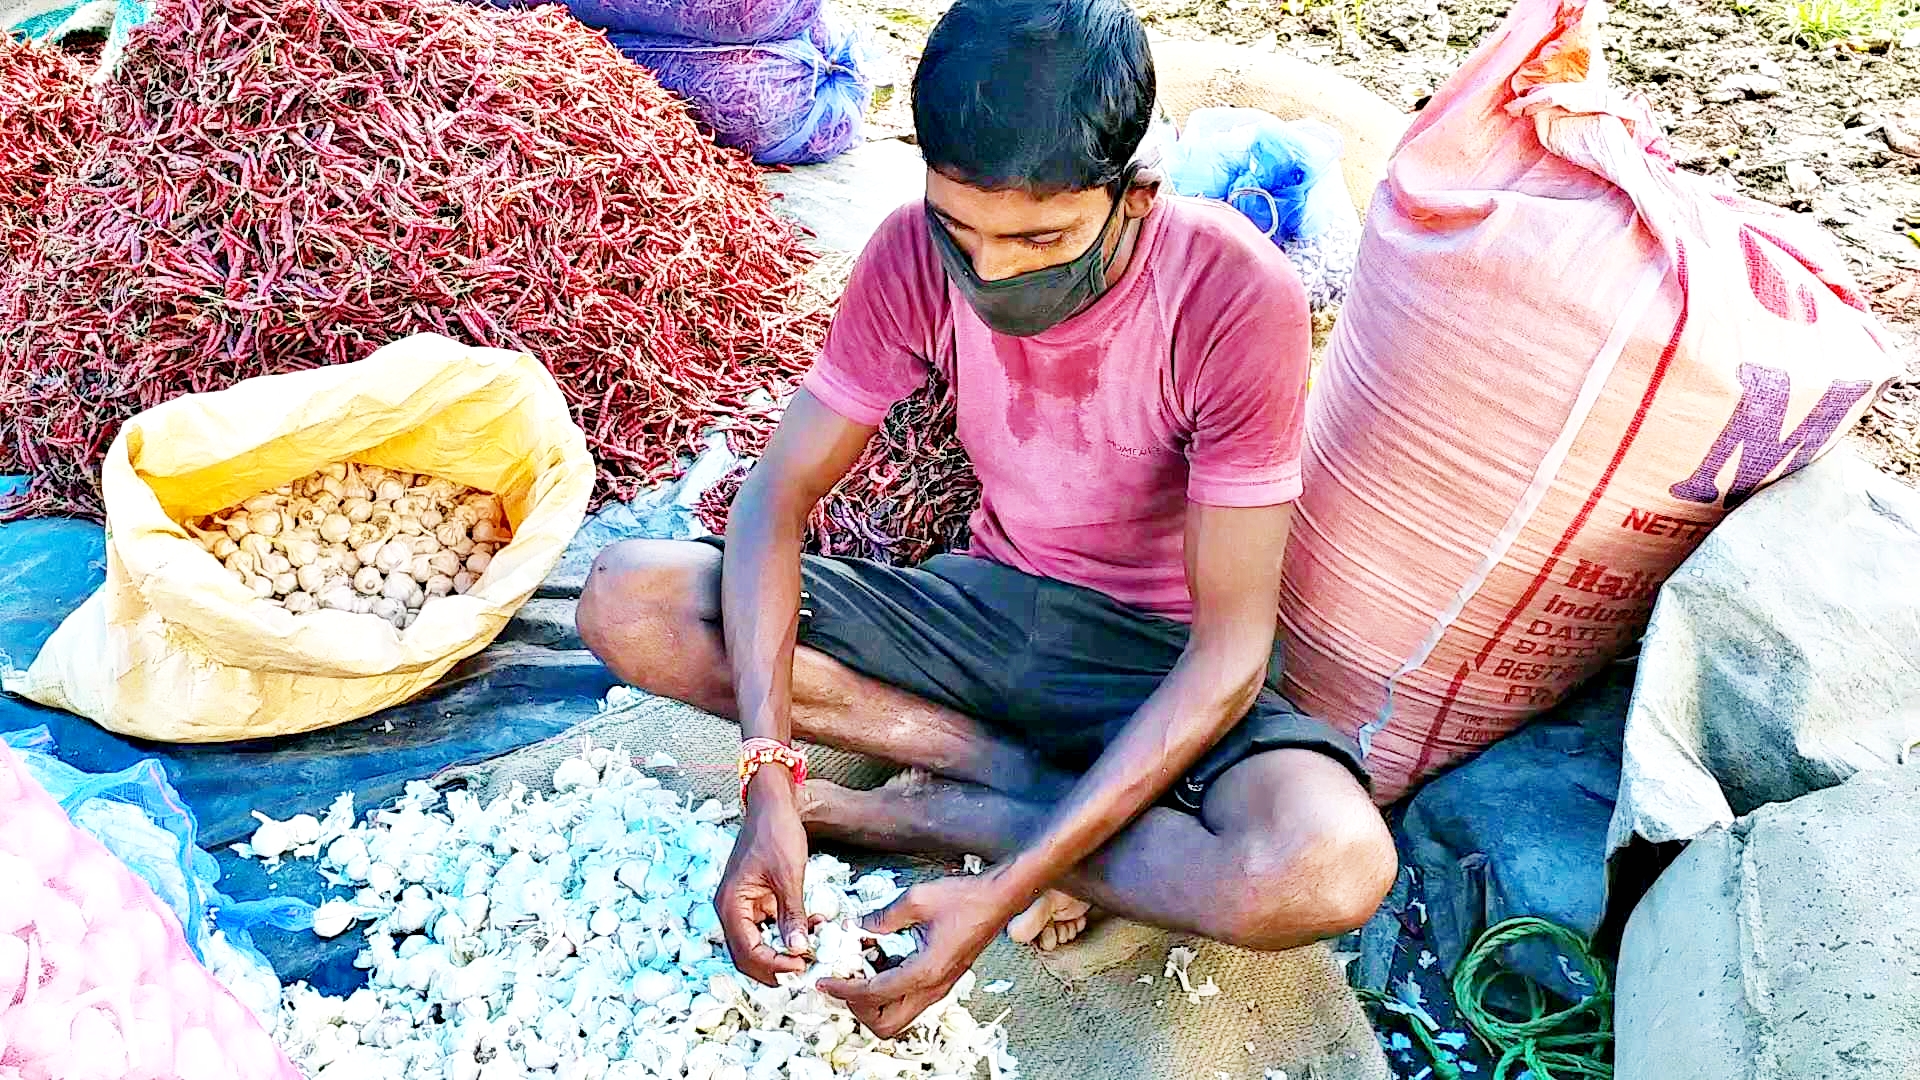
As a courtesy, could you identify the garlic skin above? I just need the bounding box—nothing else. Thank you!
[267,740,1014,1080]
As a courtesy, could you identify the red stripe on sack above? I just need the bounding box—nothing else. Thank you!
[1437,242,1693,727]
[1408,660,1476,782]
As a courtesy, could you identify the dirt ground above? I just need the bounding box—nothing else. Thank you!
[836,0,1920,479]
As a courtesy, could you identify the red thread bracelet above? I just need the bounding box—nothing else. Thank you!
[738,738,808,805]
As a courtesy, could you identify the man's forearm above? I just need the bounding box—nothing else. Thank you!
[992,638,1269,906]
[720,473,810,745]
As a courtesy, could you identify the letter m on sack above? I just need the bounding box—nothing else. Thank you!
[1670,363,1873,511]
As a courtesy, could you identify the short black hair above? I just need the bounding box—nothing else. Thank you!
[912,0,1155,196]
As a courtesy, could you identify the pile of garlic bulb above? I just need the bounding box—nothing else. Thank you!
[267,747,1018,1080]
[184,463,512,629]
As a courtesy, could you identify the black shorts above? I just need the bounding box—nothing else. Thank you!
[696,538,1367,812]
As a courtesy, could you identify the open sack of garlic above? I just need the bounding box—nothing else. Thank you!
[187,463,514,631]
[3,336,595,742]
[261,746,1019,1080]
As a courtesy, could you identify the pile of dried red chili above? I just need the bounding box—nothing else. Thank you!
[697,371,981,566]
[0,40,95,274]
[0,0,825,520]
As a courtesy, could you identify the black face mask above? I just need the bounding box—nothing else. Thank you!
[925,180,1135,338]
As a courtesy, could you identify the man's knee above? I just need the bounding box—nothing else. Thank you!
[1206,753,1398,951]
[1221,810,1397,951]
[575,539,718,673]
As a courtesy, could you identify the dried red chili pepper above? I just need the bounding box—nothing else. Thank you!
[698,369,981,566]
[0,41,95,276]
[0,0,826,521]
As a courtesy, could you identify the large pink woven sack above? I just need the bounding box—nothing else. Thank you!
[1280,0,1902,803]
[0,743,298,1080]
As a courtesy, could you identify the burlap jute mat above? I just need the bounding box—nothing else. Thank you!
[438,692,1389,1080]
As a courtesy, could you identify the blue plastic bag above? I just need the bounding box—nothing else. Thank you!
[614,12,875,165]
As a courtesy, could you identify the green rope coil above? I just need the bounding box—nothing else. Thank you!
[1452,917,1614,1080]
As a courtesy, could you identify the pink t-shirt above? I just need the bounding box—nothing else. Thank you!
[803,195,1310,622]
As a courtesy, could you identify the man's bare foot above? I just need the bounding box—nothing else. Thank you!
[1007,889,1095,951]
[795,769,932,838]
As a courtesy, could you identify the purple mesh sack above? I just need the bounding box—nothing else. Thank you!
[485,0,821,42]
[614,16,874,166]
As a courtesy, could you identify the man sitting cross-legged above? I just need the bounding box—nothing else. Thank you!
[576,0,1397,1039]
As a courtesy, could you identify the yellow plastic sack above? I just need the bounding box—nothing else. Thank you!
[3,333,594,741]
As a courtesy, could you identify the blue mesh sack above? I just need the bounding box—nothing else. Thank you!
[613,13,874,166]
[481,0,819,43]
[1165,107,1361,310]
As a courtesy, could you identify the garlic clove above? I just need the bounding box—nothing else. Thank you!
[376,539,412,574]
[294,502,327,530]
[284,591,317,614]
[248,509,284,538]
[261,553,293,577]
[424,574,455,599]
[410,554,435,584]
[453,570,477,595]
[220,514,251,540]
[283,538,321,568]
[353,567,385,595]
[240,533,275,561]
[312,900,362,939]
[375,479,407,503]
[297,563,329,596]
[248,575,276,600]
[273,572,299,596]
[320,586,358,612]
[466,550,492,575]
[382,571,415,602]
[320,514,353,544]
[213,536,239,560]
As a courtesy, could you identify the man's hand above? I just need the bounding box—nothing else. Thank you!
[818,872,1021,1039]
[715,770,814,986]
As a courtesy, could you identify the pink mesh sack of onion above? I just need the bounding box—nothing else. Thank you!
[0,742,298,1080]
